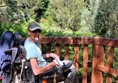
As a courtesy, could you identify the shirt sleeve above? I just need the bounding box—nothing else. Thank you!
[25,43,37,60]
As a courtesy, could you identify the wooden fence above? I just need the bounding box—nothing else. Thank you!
[39,36,118,83]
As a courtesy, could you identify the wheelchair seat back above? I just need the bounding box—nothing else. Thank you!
[14,32,26,59]
[0,31,14,73]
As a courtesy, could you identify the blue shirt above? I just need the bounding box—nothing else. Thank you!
[24,38,47,67]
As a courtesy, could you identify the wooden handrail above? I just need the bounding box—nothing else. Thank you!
[39,36,118,45]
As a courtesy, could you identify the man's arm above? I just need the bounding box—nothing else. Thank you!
[30,58,56,76]
[43,53,60,59]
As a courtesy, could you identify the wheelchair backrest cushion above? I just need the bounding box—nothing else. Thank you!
[0,31,14,74]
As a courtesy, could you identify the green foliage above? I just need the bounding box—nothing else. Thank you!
[0,22,27,37]
[46,0,85,31]
[82,0,118,38]
[0,0,49,23]
[40,18,96,37]
[94,0,118,38]
[40,19,72,36]
[34,0,49,21]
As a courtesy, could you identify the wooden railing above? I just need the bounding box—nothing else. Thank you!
[39,36,118,83]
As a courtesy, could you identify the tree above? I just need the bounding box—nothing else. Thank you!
[82,0,118,38]
[93,0,118,37]
[47,0,85,31]
[0,0,49,35]
[0,0,9,23]
[0,0,49,23]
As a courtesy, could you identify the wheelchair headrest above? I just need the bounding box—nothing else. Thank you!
[14,32,24,46]
[0,31,14,49]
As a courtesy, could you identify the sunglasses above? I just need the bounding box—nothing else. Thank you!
[32,29,41,33]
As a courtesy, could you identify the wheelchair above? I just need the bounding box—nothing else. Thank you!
[5,46,75,83]
[1,32,79,83]
[4,47,76,83]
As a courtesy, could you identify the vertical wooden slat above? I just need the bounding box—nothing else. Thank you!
[39,44,42,49]
[64,44,69,60]
[82,44,88,83]
[91,44,99,83]
[46,44,51,53]
[55,44,61,57]
[106,47,114,83]
[74,44,79,71]
[97,45,105,83]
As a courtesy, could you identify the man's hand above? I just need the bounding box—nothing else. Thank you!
[44,53,59,59]
[49,53,59,59]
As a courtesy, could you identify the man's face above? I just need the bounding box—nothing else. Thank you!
[29,29,41,41]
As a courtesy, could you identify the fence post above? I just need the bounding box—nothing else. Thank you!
[91,37,104,83]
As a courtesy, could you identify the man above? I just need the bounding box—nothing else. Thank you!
[24,22,79,83]
[24,22,64,76]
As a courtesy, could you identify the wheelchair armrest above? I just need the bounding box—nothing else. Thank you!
[24,61,58,80]
[38,67,58,77]
[44,57,54,62]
